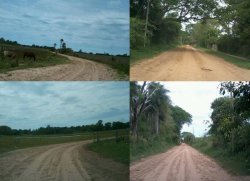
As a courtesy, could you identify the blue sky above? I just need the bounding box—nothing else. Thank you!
[0,82,129,130]
[0,0,129,55]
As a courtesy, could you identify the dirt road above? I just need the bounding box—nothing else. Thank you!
[130,45,250,81]
[130,144,250,181]
[0,140,128,181]
[0,54,126,80]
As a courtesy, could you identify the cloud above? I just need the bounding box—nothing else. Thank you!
[0,0,129,55]
[0,82,129,129]
[161,81,223,137]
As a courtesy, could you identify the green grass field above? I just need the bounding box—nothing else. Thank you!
[131,44,177,65]
[0,129,128,154]
[88,138,129,164]
[75,53,129,76]
[192,137,250,175]
[199,48,250,69]
[0,44,69,73]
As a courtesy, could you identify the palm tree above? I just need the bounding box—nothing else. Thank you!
[146,82,170,135]
[60,38,64,49]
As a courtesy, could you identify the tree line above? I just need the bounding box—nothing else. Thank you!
[0,120,129,135]
[130,82,192,145]
[207,82,250,158]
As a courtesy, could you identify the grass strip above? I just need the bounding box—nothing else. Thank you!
[88,138,129,164]
[199,48,250,69]
[131,44,177,65]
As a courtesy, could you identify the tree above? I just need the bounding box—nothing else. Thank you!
[60,38,64,49]
[171,106,192,135]
[104,122,112,130]
[0,126,12,135]
[95,120,104,131]
[181,132,195,144]
[219,81,250,121]
[190,19,220,48]
[62,42,66,49]
[145,82,170,135]
[130,81,159,141]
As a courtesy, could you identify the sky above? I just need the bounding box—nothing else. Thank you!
[0,82,129,130]
[0,0,129,55]
[162,82,224,137]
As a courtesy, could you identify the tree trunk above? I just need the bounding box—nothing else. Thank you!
[155,111,159,135]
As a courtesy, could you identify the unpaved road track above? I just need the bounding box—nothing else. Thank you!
[130,45,250,81]
[0,140,128,181]
[130,144,250,181]
[0,54,126,80]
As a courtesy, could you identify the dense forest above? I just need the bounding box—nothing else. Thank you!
[130,82,192,159]
[131,0,250,58]
[0,120,129,135]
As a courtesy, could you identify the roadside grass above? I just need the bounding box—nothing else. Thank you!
[198,48,250,69]
[0,129,128,154]
[130,135,176,162]
[192,137,250,175]
[88,137,129,165]
[74,53,129,77]
[0,44,69,73]
[130,44,177,65]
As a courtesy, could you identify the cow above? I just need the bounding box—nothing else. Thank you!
[3,50,16,59]
[3,50,18,65]
[23,52,36,61]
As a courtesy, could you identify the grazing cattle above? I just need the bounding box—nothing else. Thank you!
[3,50,16,59]
[3,50,18,65]
[23,52,36,61]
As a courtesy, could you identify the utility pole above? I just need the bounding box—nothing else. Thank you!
[144,0,150,48]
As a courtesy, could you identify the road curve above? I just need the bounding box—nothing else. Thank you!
[0,54,123,81]
[130,143,250,181]
[130,45,250,81]
[0,140,91,181]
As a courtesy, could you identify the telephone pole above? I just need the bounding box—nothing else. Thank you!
[144,0,150,47]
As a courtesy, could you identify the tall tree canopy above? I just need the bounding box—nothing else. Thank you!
[130,81,192,144]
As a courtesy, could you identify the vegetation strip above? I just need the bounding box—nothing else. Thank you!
[199,48,250,69]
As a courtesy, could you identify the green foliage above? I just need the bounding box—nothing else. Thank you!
[191,20,220,48]
[130,134,175,161]
[181,132,195,144]
[153,18,181,45]
[193,137,250,175]
[130,17,154,48]
[130,82,192,160]
[217,0,250,57]
[206,82,250,173]
[0,126,12,135]
[88,138,129,164]
[171,106,192,135]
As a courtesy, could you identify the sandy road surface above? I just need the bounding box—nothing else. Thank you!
[0,140,128,181]
[130,45,250,81]
[0,54,125,80]
[0,141,91,181]
[130,144,250,181]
